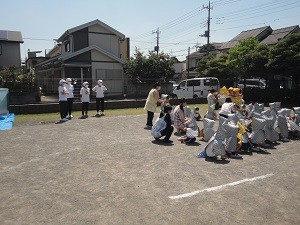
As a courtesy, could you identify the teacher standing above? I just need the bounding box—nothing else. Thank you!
[144,83,163,129]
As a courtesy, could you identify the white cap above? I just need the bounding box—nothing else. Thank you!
[98,79,103,84]
[59,79,66,85]
[66,78,72,82]
[83,81,89,86]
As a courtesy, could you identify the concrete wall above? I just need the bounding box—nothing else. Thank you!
[0,42,21,67]
[9,98,207,115]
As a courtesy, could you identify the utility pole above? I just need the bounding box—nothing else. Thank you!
[187,47,190,79]
[152,27,160,55]
[202,1,212,55]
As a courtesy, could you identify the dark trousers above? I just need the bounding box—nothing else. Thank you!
[82,102,89,115]
[147,111,154,126]
[59,101,68,119]
[67,98,74,116]
[160,126,174,141]
[96,97,105,112]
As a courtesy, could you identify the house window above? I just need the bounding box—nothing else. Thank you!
[65,42,70,52]
[0,44,2,55]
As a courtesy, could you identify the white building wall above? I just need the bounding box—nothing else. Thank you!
[88,24,120,57]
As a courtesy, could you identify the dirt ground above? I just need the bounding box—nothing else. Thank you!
[0,114,299,225]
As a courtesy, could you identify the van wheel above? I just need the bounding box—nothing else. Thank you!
[193,94,198,98]
[173,94,178,99]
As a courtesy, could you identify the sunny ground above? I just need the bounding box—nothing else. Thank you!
[0,106,299,225]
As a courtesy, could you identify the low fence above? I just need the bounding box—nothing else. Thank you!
[9,98,207,115]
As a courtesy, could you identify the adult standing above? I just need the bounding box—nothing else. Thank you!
[58,79,69,122]
[219,98,237,118]
[65,78,74,119]
[144,83,162,129]
[207,89,218,109]
[92,79,107,116]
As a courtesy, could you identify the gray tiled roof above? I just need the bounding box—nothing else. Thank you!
[0,30,23,43]
[220,26,272,50]
[260,25,300,45]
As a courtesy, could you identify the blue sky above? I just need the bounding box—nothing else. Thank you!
[1,0,299,61]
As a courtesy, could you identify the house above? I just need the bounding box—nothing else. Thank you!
[0,30,23,69]
[220,26,273,51]
[260,25,300,45]
[35,19,128,96]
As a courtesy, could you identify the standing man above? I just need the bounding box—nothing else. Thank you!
[65,78,74,119]
[92,80,107,116]
[144,83,163,129]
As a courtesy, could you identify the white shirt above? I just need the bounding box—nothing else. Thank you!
[58,86,68,101]
[219,102,236,116]
[80,87,90,102]
[65,84,74,98]
[207,93,217,107]
[92,85,107,98]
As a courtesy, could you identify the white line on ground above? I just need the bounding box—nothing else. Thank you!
[169,173,274,200]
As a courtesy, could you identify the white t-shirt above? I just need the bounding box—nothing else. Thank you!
[92,85,107,98]
[66,84,74,98]
[58,86,68,101]
[219,102,236,116]
[80,87,90,102]
[207,93,217,107]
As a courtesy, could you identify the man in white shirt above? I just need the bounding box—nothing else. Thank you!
[92,80,107,116]
[219,98,237,118]
[58,79,69,122]
[65,78,74,119]
[207,89,218,108]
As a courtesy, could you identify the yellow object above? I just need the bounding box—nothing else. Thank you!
[219,86,228,95]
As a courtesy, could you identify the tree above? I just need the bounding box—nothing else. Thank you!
[269,33,300,88]
[0,66,36,92]
[124,49,175,83]
[227,38,270,81]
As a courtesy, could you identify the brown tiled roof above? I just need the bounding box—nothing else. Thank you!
[261,25,300,45]
[220,26,272,50]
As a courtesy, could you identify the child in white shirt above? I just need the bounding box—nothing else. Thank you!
[80,81,90,118]
[65,78,75,119]
[92,80,107,116]
[58,79,69,122]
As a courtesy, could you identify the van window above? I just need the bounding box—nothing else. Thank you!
[187,80,200,86]
[204,78,218,86]
[179,81,186,88]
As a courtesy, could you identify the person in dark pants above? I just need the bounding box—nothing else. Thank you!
[151,105,174,143]
[65,78,75,119]
[144,83,162,129]
[58,79,69,122]
[80,82,90,118]
[92,80,107,116]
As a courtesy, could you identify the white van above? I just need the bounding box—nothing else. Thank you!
[237,79,266,89]
[172,77,220,99]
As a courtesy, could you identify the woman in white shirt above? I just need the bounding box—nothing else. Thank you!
[65,78,74,118]
[92,80,107,116]
[80,82,90,118]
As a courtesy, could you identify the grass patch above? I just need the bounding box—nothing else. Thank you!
[14,104,208,125]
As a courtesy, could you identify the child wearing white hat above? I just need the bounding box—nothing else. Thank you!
[92,80,107,116]
[80,81,90,118]
[58,79,69,122]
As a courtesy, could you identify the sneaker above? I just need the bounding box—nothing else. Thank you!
[251,146,261,152]
[69,115,73,118]
[61,118,68,122]
[230,153,242,159]
[163,139,173,143]
[101,112,105,116]
[144,125,152,130]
